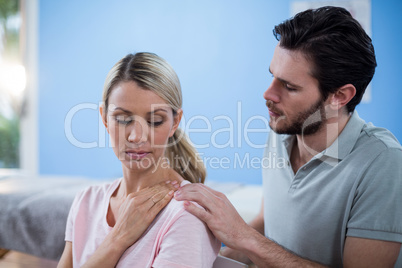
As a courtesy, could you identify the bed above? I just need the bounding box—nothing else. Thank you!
[0,171,262,262]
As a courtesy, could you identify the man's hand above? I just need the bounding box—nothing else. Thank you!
[174,183,251,250]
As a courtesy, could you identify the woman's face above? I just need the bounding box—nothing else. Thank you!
[102,81,182,172]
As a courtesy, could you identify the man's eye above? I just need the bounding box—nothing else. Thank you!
[285,84,297,91]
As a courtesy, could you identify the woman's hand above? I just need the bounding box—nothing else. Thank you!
[80,180,180,268]
[111,180,180,249]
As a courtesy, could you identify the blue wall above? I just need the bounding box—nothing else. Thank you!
[356,1,402,139]
[38,0,402,184]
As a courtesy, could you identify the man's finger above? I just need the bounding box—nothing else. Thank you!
[197,183,226,198]
[182,200,211,223]
[174,183,217,210]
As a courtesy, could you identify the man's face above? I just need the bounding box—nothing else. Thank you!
[263,44,327,135]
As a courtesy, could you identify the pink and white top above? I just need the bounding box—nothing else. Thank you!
[65,179,220,267]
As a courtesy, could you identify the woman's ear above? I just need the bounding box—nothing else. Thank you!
[328,84,356,111]
[99,104,109,133]
[170,109,183,137]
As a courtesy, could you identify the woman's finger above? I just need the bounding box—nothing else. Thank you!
[150,189,169,204]
[149,189,175,214]
[135,181,179,210]
[128,180,179,204]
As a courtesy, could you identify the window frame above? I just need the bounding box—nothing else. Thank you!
[18,0,39,176]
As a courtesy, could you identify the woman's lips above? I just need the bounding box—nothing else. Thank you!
[126,151,149,160]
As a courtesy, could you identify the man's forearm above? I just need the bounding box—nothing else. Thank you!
[248,201,265,236]
[221,203,265,264]
[239,227,327,268]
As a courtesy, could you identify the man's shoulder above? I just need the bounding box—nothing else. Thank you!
[349,122,402,168]
[360,123,401,150]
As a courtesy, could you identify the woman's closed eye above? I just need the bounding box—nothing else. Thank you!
[115,115,133,125]
[114,115,164,127]
[149,117,164,127]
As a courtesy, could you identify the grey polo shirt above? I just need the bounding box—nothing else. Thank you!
[262,111,402,267]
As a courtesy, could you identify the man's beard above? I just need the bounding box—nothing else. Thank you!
[267,98,326,136]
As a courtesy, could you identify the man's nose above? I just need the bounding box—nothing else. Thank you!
[263,78,281,103]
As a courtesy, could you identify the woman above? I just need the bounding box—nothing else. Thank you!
[58,52,220,267]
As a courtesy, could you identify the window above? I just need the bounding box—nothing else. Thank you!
[0,0,23,168]
[0,0,38,173]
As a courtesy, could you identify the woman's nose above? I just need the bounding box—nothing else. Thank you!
[263,78,281,103]
[127,120,148,144]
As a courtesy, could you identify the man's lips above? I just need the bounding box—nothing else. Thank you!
[269,109,281,118]
[266,100,282,117]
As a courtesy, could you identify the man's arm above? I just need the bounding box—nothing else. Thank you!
[220,199,265,264]
[175,183,326,267]
[175,184,401,267]
[343,237,401,267]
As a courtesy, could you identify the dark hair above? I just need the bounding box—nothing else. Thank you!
[273,6,377,112]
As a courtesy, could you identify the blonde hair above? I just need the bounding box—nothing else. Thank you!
[102,52,206,183]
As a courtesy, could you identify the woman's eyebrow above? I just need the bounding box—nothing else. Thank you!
[112,107,131,113]
[111,107,169,115]
[147,108,169,115]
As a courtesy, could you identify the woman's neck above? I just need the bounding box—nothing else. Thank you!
[119,165,168,197]
[118,160,184,198]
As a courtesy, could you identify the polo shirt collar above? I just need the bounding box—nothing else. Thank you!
[322,111,366,160]
[283,135,295,158]
[281,111,366,161]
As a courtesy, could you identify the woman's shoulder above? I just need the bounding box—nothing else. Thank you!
[165,168,185,185]
[159,180,195,220]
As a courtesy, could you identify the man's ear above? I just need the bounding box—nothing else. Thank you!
[100,104,109,133]
[328,84,356,111]
[170,109,183,137]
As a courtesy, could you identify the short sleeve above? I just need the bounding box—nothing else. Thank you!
[152,210,220,268]
[347,148,402,242]
[65,189,85,242]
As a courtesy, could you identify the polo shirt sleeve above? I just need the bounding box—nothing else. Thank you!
[346,147,402,243]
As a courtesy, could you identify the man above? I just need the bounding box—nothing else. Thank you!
[174,6,402,267]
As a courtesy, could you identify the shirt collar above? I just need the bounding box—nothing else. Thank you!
[283,135,295,158]
[280,111,366,161]
[322,111,366,160]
